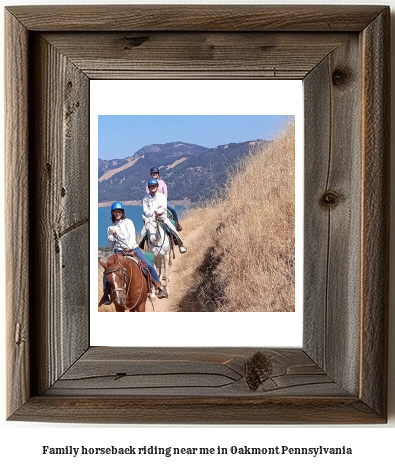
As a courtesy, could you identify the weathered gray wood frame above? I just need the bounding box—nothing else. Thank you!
[5,5,389,423]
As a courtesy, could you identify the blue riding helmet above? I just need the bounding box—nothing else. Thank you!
[111,201,124,211]
[147,178,159,187]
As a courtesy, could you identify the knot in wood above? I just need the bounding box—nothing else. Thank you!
[123,35,149,49]
[321,190,340,207]
[246,351,273,391]
[332,68,348,87]
[114,372,127,381]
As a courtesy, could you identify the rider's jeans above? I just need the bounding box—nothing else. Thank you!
[131,248,161,283]
[103,248,161,291]
[167,203,179,222]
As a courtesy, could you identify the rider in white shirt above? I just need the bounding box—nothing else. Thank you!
[99,201,168,306]
[142,179,187,254]
[107,217,137,252]
[146,167,183,231]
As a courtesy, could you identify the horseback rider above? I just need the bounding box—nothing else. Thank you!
[142,179,187,254]
[99,201,168,306]
[146,167,183,231]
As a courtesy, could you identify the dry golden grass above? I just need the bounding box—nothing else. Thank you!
[174,122,295,312]
[166,205,222,311]
[97,122,295,312]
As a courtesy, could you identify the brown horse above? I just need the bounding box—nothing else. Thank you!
[99,252,148,312]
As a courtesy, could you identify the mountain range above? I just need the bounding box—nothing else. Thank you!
[98,140,269,204]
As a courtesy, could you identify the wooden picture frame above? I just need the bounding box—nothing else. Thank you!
[5,5,389,424]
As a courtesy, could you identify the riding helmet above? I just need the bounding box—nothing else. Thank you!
[150,167,159,175]
[111,201,124,211]
[147,178,159,187]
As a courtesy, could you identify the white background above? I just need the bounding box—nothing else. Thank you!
[1,1,394,469]
[90,79,304,347]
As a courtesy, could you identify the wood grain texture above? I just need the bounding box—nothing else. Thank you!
[360,9,390,418]
[42,32,350,80]
[5,5,386,32]
[46,347,344,397]
[5,5,389,424]
[10,396,384,425]
[304,35,362,395]
[9,348,382,424]
[303,56,331,370]
[29,34,90,395]
[5,11,30,418]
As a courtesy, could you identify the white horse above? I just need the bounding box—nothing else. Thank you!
[143,215,172,295]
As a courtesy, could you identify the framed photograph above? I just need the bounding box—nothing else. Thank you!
[5,5,389,423]
[91,80,303,347]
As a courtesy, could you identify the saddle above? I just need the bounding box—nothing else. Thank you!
[158,221,181,246]
[124,250,138,261]
[122,252,153,293]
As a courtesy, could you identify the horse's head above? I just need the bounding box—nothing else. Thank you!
[99,255,128,306]
[144,216,158,245]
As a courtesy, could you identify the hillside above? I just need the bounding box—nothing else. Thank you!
[98,158,130,179]
[98,123,294,313]
[169,122,295,312]
[98,140,269,203]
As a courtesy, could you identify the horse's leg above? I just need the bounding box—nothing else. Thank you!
[163,253,168,284]
[165,251,171,280]
[155,255,162,280]
[149,255,158,298]
[156,255,163,281]
[114,303,125,312]
[159,255,165,281]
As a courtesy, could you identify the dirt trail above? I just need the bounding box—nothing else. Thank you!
[98,222,205,313]
[145,224,204,312]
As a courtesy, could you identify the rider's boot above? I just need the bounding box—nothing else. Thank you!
[171,231,186,253]
[152,279,168,299]
[175,222,182,231]
[99,285,112,306]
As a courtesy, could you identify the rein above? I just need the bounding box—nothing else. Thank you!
[147,220,167,252]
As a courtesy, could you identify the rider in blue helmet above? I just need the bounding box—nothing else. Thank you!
[110,201,124,211]
[146,167,183,231]
[147,178,158,187]
[142,180,187,254]
[99,201,168,306]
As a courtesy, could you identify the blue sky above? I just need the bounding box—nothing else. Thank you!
[98,115,292,160]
